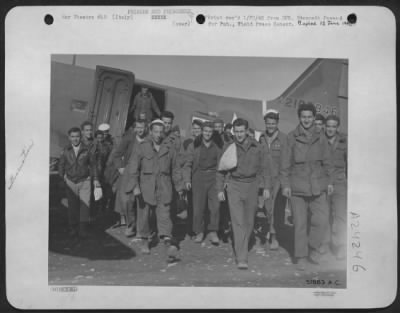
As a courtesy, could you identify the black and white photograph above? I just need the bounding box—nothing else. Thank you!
[49,55,348,288]
[5,6,396,309]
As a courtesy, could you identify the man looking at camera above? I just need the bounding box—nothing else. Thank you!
[183,121,223,245]
[125,119,183,259]
[280,103,334,271]
[58,127,100,239]
[112,119,148,237]
[314,113,326,134]
[258,109,287,251]
[324,115,347,260]
[217,118,270,270]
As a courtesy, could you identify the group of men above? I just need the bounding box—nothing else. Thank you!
[58,101,347,271]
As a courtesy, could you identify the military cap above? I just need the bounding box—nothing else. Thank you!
[149,119,165,128]
[98,123,110,131]
[264,109,280,120]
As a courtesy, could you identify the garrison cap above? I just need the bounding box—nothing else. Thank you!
[98,123,110,131]
[149,119,165,128]
[264,109,280,120]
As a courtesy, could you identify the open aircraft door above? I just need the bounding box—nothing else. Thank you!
[89,66,135,141]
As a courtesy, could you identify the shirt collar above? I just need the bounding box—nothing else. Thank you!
[201,139,214,148]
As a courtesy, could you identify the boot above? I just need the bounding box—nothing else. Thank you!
[124,225,136,237]
[79,222,89,239]
[194,233,204,243]
[208,231,219,245]
[237,262,249,270]
[296,257,307,271]
[164,237,178,261]
[269,234,279,250]
[140,239,150,255]
[68,226,78,238]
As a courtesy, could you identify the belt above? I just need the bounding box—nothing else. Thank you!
[230,175,257,183]
[198,168,216,173]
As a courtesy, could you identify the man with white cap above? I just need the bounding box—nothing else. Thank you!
[93,126,113,213]
[125,119,183,259]
[98,123,114,147]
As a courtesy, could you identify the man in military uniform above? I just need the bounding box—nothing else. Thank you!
[280,103,334,271]
[93,129,111,215]
[183,121,223,244]
[58,127,100,239]
[214,119,224,136]
[112,119,147,237]
[315,113,326,134]
[183,119,203,151]
[258,109,287,251]
[213,118,233,242]
[125,119,183,259]
[223,123,234,143]
[325,115,347,260]
[181,119,203,236]
[247,128,255,139]
[217,118,270,269]
[160,110,181,153]
[129,86,161,122]
[80,121,96,152]
[80,121,99,221]
[160,111,183,230]
[95,123,114,212]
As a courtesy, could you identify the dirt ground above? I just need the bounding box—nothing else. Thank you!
[49,201,346,288]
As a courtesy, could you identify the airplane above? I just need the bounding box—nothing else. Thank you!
[50,58,347,175]
[50,61,264,160]
[266,58,348,134]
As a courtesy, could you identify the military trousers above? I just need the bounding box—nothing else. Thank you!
[65,177,91,227]
[329,183,347,248]
[258,181,286,235]
[192,170,220,234]
[137,202,172,239]
[291,193,330,258]
[226,179,258,263]
[114,172,137,227]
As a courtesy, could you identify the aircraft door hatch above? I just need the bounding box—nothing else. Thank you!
[90,66,135,140]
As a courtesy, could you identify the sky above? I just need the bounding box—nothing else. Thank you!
[51,55,315,101]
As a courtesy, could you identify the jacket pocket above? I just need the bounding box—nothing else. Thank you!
[142,154,154,174]
[293,143,307,163]
[160,156,172,175]
[290,175,310,195]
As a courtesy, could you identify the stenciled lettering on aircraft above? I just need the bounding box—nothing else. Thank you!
[71,99,88,112]
[279,97,338,116]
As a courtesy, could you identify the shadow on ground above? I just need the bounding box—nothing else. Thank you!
[49,202,137,261]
